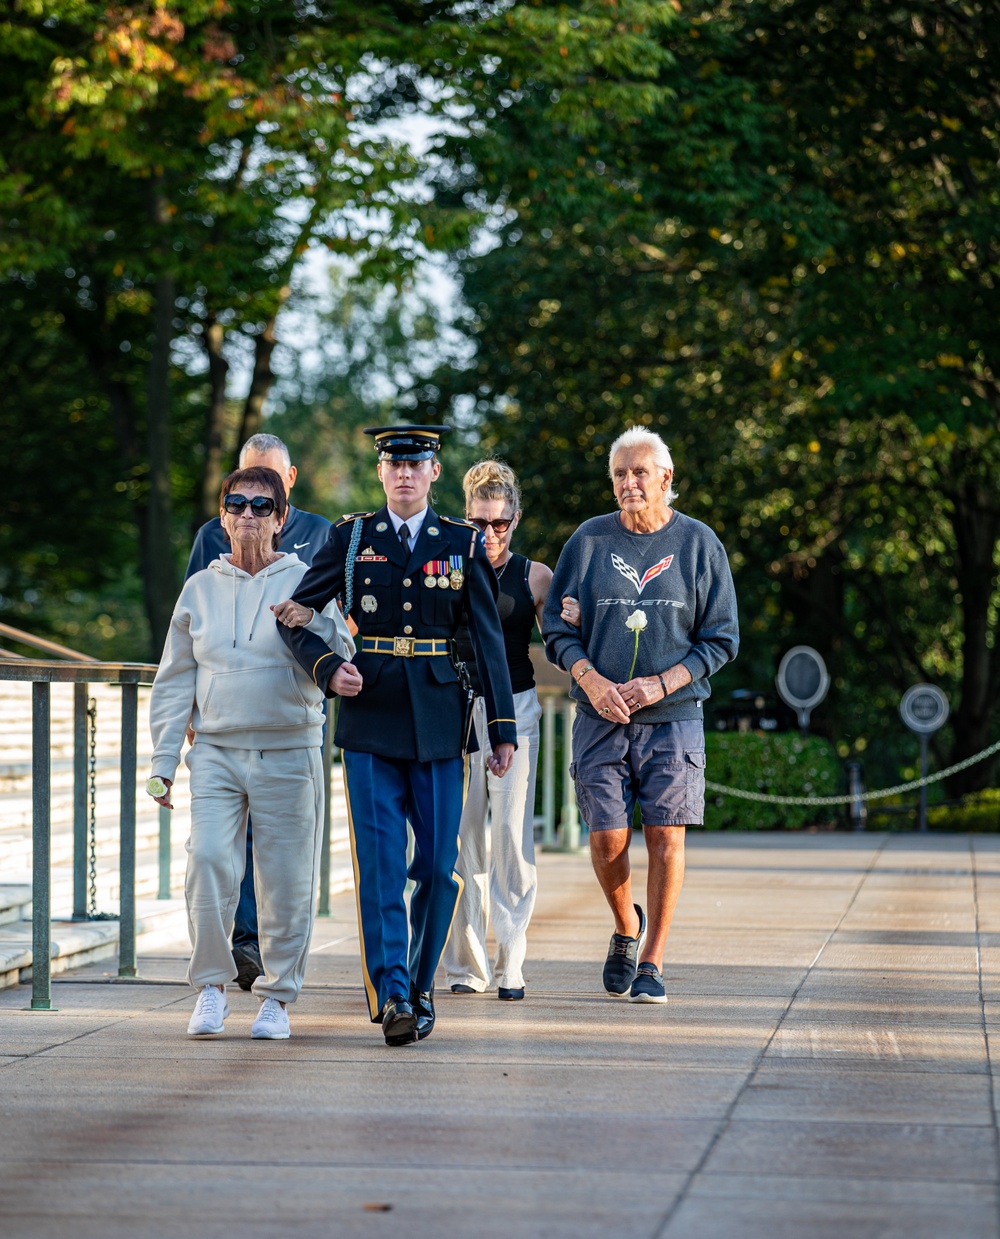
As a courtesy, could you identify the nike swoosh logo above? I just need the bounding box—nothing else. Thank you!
[293,542,310,549]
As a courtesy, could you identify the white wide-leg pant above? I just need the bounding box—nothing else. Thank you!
[183,742,324,1005]
[443,689,541,991]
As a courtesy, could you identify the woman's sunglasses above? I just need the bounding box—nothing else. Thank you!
[469,517,514,534]
[223,494,276,517]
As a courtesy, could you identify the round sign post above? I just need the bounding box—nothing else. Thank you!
[775,646,830,737]
[899,684,950,832]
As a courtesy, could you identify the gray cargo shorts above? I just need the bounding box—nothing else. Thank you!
[569,714,706,830]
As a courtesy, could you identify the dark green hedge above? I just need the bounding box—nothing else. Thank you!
[927,790,1000,832]
[703,732,842,831]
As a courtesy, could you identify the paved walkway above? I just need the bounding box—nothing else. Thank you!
[2,832,999,1238]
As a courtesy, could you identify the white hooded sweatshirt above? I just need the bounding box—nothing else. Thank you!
[149,552,353,783]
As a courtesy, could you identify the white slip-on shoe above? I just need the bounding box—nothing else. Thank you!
[251,997,291,1040]
[187,986,230,1036]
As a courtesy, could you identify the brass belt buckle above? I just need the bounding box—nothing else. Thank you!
[393,636,415,657]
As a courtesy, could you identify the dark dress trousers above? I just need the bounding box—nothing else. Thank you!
[278,505,517,1019]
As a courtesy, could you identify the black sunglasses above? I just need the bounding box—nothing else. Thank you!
[469,516,514,534]
[223,494,277,517]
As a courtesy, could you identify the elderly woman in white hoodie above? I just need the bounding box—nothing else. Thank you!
[147,466,352,1040]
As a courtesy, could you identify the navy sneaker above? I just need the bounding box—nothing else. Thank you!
[629,962,667,1004]
[602,904,647,995]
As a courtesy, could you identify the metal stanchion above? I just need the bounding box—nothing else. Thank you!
[29,682,55,1011]
[118,682,138,977]
[72,682,88,919]
[541,694,557,849]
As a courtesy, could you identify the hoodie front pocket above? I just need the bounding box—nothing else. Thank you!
[197,664,313,731]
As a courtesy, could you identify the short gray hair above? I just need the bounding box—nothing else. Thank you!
[608,426,678,502]
[239,433,290,469]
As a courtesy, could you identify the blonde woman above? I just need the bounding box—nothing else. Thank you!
[444,460,552,1000]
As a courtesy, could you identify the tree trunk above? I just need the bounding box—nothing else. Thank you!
[237,310,282,452]
[195,315,230,532]
[946,461,1000,796]
[144,270,179,658]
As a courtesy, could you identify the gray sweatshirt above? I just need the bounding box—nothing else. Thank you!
[150,552,354,783]
[542,511,739,722]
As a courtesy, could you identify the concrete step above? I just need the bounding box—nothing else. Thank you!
[1,853,358,990]
[0,897,189,990]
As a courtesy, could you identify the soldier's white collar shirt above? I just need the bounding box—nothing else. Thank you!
[387,506,429,540]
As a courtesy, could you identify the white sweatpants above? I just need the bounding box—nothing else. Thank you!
[183,742,324,1004]
[443,689,541,991]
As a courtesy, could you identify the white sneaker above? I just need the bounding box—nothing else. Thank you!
[251,997,291,1040]
[187,986,229,1036]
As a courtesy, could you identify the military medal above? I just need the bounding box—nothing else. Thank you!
[424,559,454,590]
[450,571,464,590]
[361,595,377,613]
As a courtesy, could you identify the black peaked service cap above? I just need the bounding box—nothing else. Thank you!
[364,424,451,462]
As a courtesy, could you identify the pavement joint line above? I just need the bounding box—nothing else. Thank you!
[649,834,891,1239]
[308,933,356,952]
[969,836,1000,1237]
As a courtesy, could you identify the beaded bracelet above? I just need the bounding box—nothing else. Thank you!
[576,663,595,685]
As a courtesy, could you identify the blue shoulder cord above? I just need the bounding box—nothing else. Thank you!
[344,516,364,618]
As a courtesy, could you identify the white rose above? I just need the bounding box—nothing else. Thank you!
[625,609,648,632]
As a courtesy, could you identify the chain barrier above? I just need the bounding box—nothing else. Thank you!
[705,737,1000,807]
[86,696,116,920]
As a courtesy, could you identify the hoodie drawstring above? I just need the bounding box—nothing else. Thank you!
[231,562,271,646]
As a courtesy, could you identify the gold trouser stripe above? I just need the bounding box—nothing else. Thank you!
[311,650,339,685]
[341,762,380,1021]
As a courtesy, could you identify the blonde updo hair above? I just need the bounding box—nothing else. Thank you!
[463,458,521,515]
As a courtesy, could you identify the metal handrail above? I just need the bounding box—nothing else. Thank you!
[0,659,157,1010]
[0,621,100,663]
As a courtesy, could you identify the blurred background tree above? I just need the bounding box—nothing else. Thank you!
[423,0,999,793]
[2,0,997,797]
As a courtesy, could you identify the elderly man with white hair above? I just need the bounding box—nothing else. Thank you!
[542,426,739,1003]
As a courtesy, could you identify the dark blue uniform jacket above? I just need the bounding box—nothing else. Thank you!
[277,505,517,763]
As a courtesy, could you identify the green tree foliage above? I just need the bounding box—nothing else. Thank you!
[432,0,1000,793]
[1,0,676,656]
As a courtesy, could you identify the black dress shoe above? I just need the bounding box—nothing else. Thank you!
[381,994,418,1046]
[410,983,435,1041]
[498,986,525,1001]
[232,944,263,992]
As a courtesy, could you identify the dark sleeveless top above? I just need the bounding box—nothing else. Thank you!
[455,552,536,696]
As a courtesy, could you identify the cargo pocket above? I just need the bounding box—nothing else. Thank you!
[685,750,707,822]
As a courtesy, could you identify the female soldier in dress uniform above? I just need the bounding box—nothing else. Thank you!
[274,425,516,1045]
